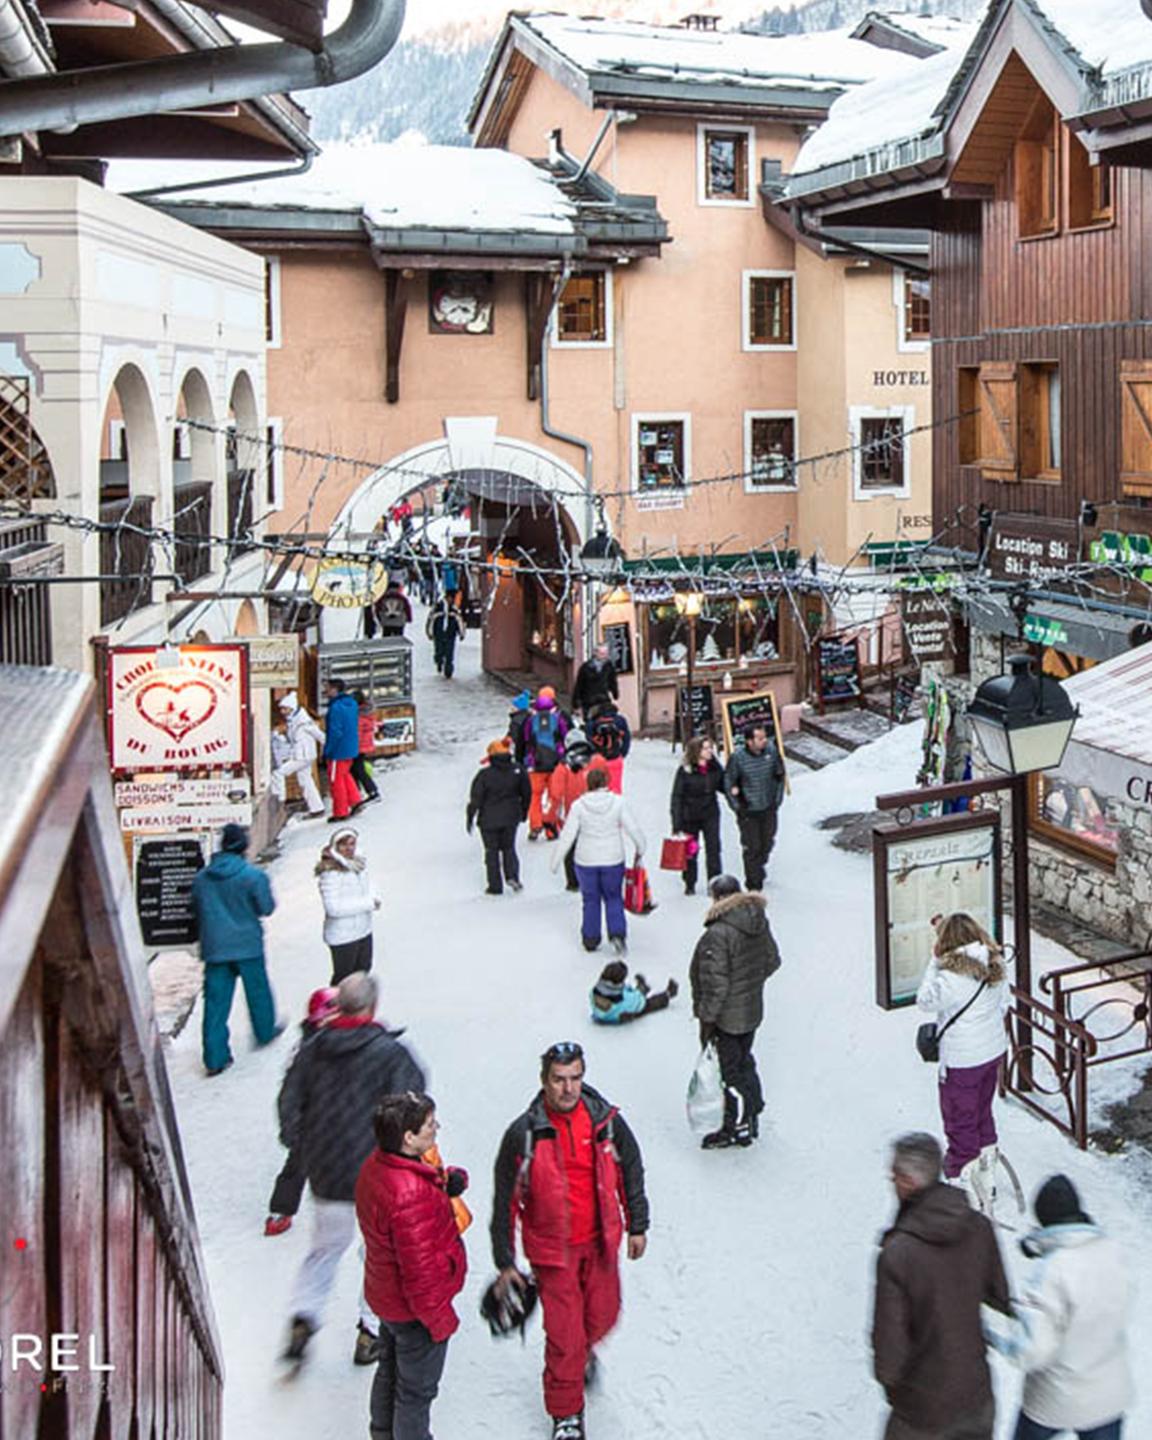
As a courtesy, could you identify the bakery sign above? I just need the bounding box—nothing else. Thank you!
[107,644,250,771]
[985,515,1079,584]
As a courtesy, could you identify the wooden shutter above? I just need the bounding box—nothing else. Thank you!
[978,361,1019,480]
[1121,360,1152,497]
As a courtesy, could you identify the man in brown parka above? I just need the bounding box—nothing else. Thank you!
[872,1132,1011,1440]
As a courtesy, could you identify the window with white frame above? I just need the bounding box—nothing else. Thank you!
[744,411,798,491]
[633,414,690,492]
[851,406,913,498]
[697,123,754,206]
[743,270,796,350]
[264,256,282,348]
[895,268,931,352]
[553,270,612,347]
[265,418,283,510]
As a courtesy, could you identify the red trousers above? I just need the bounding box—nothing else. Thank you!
[327,759,361,820]
[604,757,624,794]
[535,1243,621,1418]
[528,771,550,832]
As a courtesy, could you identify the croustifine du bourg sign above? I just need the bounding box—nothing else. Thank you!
[107,645,250,771]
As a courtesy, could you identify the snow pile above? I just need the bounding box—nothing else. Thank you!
[165,623,1152,1439]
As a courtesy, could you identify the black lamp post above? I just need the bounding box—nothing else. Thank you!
[579,525,624,579]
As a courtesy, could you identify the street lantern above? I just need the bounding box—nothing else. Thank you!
[673,590,702,617]
[966,653,1078,775]
[580,526,624,578]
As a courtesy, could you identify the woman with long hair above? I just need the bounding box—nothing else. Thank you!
[917,912,1009,1209]
[670,734,725,895]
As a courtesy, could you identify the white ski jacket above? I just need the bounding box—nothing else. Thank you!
[552,790,645,870]
[991,1223,1133,1431]
[316,859,379,946]
[916,941,1008,1071]
[286,705,326,764]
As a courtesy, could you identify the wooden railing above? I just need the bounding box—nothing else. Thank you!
[99,494,154,626]
[174,480,213,584]
[226,467,255,555]
[0,516,53,665]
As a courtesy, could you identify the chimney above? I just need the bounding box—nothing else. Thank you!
[679,14,720,30]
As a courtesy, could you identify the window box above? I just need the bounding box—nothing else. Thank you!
[697,123,754,207]
[743,270,795,350]
[744,411,798,492]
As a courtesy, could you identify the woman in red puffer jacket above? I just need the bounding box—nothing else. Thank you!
[355,1092,468,1439]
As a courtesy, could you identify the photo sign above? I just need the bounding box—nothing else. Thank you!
[872,812,1002,1010]
[108,645,250,772]
[718,689,790,793]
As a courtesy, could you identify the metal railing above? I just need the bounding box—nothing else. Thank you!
[99,494,153,626]
[174,480,213,584]
[1001,984,1098,1149]
[1041,951,1152,1069]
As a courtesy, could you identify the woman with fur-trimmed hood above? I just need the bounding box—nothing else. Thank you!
[916,911,1010,1201]
[315,827,380,984]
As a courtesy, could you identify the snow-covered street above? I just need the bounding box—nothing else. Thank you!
[166,626,1152,1440]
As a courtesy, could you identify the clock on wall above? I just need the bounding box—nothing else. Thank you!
[429,271,494,335]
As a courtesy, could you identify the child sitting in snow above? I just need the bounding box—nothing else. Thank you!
[589,961,678,1025]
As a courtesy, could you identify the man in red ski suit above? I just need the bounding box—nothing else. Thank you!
[490,1042,649,1440]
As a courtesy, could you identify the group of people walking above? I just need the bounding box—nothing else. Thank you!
[273,679,382,823]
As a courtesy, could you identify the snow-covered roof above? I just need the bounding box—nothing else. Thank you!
[514,12,917,98]
[1027,0,1152,76]
[110,142,578,236]
[854,10,979,54]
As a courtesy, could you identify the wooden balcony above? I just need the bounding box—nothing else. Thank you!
[174,480,213,585]
[99,494,154,627]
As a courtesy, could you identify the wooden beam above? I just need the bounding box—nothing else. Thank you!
[384,269,408,406]
[525,273,555,402]
[202,1,326,51]
[942,182,996,200]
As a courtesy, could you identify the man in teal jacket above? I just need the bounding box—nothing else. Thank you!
[191,823,281,1075]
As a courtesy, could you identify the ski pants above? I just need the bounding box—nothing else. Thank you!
[528,771,550,832]
[1014,1413,1122,1440]
[938,1055,1001,1178]
[604,756,625,794]
[884,1401,995,1440]
[575,862,626,945]
[682,812,722,892]
[736,808,778,891]
[480,825,520,894]
[201,958,277,1073]
[369,1320,449,1440]
[327,758,361,820]
[431,628,459,678]
[715,1027,763,1131]
[272,757,322,813]
[328,934,374,985]
[534,1242,621,1418]
[351,754,379,799]
[289,1197,376,1333]
[268,1148,307,1218]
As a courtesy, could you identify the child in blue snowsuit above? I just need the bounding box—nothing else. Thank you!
[589,960,678,1025]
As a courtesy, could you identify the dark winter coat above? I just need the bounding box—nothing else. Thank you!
[467,753,531,832]
[724,742,786,815]
[323,691,361,762]
[689,891,780,1036]
[191,851,275,963]
[277,1020,425,1202]
[426,605,465,644]
[572,657,618,714]
[670,756,725,831]
[490,1084,649,1271]
[872,1182,1011,1432]
[356,1150,468,1343]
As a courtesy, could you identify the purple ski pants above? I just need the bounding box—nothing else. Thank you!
[938,1055,1002,1178]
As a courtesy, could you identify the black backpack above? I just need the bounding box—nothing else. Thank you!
[591,712,623,761]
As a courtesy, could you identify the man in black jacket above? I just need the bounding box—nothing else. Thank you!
[571,643,619,721]
[723,722,786,891]
[277,972,424,1365]
[467,738,532,895]
[689,876,781,1149]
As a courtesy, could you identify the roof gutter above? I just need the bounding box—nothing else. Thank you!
[0,0,405,140]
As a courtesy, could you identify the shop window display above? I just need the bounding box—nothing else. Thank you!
[1033,771,1119,858]
[648,595,778,668]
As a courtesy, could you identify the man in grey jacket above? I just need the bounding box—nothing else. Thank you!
[723,722,786,891]
[689,876,780,1149]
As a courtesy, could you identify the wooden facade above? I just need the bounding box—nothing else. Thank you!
[0,668,222,1440]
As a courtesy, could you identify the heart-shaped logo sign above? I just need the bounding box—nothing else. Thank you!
[136,680,218,743]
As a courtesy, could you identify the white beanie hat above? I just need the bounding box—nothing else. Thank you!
[279,690,298,712]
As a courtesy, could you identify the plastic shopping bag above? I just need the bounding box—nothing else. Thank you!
[623,864,656,915]
[686,1044,724,1134]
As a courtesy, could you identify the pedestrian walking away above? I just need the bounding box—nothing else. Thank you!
[467,739,532,895]
[916,913,1009,1208]
[689,875,780,1147]
[490,1041,649,1440]
[426,595,466,679]
[552,767,645,954]
[590,961,678,1025]
[587,701,630,795]
[356,1092,469,1440]
[191,823,282,1076]
[984,1174,1132,1440]
[323,677,364,822]
[521,689,570,838]
[277,972,425,1367]
[316,826,381,983]
[273,690,326,818]
[571,642,619,722]
[670,734,725,894]
[351,690,382,804]
[872,1132,1010,1440]
[723,722,786,891]
[265,986,340,1235]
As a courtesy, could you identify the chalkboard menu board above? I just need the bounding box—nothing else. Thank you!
[718,689,790,793]
[677,683,715,741]
[815,635,862,708]
[135,836,207,948]
[602,622,633,675]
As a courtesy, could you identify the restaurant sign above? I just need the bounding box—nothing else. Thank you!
[107,644,250,771]
[985,515,1079,584]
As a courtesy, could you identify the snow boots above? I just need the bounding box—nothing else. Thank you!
[282,1315,315,1364]
[552,1414,585,1440]
[956,1145,998,1216]
[701,1124,753,1150]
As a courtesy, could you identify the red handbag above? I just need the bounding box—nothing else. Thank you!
[660,835,690,872]
[624,864,656,915]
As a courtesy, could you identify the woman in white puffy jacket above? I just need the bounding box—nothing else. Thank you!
[916,911,1009,1201]
[315,827,380,983]
[552,767,645,956]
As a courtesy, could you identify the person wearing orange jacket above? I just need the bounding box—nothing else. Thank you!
[547,728,608,891]
[351,691,380,805]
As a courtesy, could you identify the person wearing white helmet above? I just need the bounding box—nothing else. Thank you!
[273,691,326,818]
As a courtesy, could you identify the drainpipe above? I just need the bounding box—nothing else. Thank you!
[0,0,52,79]
[570,111,614,186]
[127,151,314,201]
[0,0,405,139]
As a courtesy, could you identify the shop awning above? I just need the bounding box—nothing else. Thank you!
[621,549,799,577]
[1057,644,1152,803]
[966,594,1140,662]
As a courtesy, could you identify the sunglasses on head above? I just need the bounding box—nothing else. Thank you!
[543,1041,584,1067]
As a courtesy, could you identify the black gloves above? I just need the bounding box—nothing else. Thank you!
[445,1166,469,1198]
[698,1020,717,1048]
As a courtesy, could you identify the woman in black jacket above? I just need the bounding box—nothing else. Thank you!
[670,735,725,895]
[466,739,532,895]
